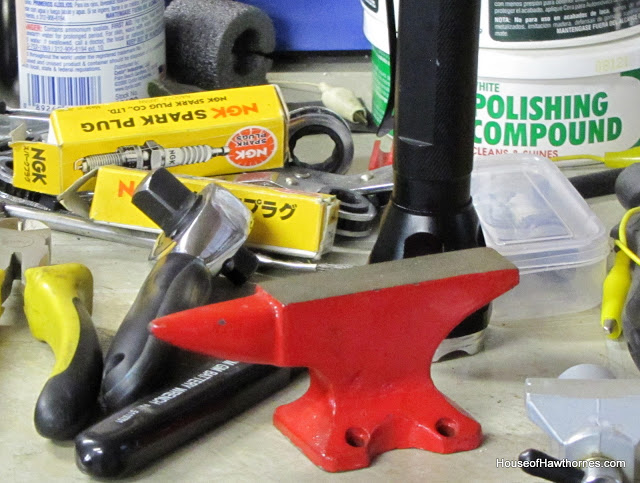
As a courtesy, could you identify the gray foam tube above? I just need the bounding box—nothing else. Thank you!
[164,0,275,90]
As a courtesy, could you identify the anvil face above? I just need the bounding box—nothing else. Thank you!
[152,247,519,471]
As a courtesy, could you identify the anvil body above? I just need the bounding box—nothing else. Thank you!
[152,247,519,471]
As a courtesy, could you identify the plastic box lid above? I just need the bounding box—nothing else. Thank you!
[471,154,609,273]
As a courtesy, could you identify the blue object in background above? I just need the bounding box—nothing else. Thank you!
[241,0,370,51]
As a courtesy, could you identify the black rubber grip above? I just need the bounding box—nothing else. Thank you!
[99,252,214,412]
[34,298,103,440]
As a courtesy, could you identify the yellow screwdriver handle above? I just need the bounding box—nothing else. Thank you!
[601,250,632,339]
[23,263,103,440]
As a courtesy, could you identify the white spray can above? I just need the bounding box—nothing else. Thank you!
[15,0,166,111]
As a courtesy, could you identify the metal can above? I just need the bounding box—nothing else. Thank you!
[16,0,166,111]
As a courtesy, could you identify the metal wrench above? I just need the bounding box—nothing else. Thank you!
[222,165,393,237]
[226,164,393,197]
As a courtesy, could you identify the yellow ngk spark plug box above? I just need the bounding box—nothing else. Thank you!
[90,166,339,259]
[11,85,288,195]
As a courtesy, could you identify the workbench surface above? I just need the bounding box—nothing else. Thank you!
[1,56,636,483]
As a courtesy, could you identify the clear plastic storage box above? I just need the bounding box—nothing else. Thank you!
[471,155,610,321]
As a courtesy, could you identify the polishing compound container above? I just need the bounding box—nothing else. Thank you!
[362,0,640,158]
[15,0,166,110]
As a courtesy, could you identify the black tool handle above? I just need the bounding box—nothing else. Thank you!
[99,252,214,412]
[392,0,481,210]
[613,168,640,370]
[622,215,640,370]
[77,361,297,478]
[518,449,585,483]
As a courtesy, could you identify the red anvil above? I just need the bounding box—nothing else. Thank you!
[151,247,518,472]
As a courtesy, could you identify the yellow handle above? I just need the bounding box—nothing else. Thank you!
[601,250,632,339]
[603,146,640,168]
[23,263,93,376]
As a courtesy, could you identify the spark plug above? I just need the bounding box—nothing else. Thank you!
[74,140,230,173]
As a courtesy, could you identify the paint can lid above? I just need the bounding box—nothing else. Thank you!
[478,34,640,80]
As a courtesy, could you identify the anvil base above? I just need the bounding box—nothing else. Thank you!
[275,375,481,472]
